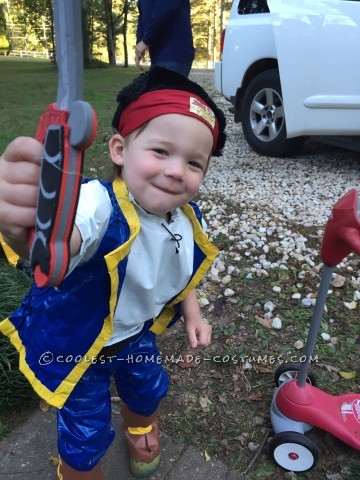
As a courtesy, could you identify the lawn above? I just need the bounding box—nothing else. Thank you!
[0,59,360,479]
[0,57,138,435]
[0,57,139,177]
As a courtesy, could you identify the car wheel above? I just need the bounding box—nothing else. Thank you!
[274,362,317,387]
[241,69,304,156]
[269,431,319,472]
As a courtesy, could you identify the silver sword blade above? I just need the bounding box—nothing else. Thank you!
[53,0,84,110]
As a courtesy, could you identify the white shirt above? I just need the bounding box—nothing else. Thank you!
[69,180,195,345]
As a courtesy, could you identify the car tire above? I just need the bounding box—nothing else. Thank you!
[241,69,304,157]
[269,431,319,472]
[274,362,317,387]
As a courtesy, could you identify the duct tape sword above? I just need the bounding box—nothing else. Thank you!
[30,0,97,287]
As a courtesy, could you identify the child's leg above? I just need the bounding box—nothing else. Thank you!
[56,362,114,478]
[113,329,169,477]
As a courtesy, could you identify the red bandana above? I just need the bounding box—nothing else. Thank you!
[118,89,219,152]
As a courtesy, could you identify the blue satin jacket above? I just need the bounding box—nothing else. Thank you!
[0,178,218,408]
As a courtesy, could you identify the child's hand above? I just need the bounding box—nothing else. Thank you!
[184,313,212,349]
[0,137,42,255]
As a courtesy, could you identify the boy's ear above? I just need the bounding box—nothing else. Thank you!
[109,134,125,166]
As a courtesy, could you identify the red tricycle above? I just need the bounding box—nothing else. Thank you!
[270,189,360,472]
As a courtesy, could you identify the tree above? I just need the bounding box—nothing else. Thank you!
[121,0,137,67]
[0,2,9,54]
[7,0,55,56]
[81,0,94,65]
[2,0,232,69]
[103,0,116,65]
[0,3,7,35]
[191,0,232,66]
[103,0,131,66]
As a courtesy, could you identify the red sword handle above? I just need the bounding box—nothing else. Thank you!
[30,102,97,287]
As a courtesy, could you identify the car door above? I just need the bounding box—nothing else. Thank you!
[268,0,360,137]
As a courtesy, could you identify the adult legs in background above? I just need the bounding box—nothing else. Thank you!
[151,60,192,77]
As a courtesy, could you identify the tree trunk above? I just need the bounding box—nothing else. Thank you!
[104,0,116,66]
[47,0,56,63]
[4,0,14,51]
[122,0,129,67]
[81,1,93,66]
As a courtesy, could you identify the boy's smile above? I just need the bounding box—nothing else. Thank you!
[110,114,213,218]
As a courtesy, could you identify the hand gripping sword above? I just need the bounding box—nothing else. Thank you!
[30,0,97,287]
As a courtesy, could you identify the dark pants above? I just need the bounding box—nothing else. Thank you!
[151,59,193,77]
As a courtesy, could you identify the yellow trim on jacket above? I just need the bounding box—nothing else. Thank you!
[150,203,219,334]
[0,178,217,407]
[0,233,19,267]
[0,314,114,408]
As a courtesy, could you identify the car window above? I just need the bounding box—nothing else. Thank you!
[238,0,270,14]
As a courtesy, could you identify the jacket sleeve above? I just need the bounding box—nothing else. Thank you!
[141,0,184,45]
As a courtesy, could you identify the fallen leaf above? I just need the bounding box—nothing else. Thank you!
[39,398,51,412]
[176,350,198,368]
[237,391,263,402]
[199,395,212,410]
[255,315,272,328]
[318,363,339,372]
[207,285,219,291]
[253,364,272,374]
[339,371,356,379]
[204,450,211,462]
[232,373,243,393]
[344,301,357,310]
[254,461,277,477]
[218,393,228,405]
[331,274,346,288]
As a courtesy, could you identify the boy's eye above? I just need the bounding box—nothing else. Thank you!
[152,148,168,156]
[188,160,205,171]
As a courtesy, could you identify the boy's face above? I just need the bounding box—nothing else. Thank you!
[110,114,213,218]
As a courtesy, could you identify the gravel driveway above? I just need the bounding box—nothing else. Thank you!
[190,69,360,282]
[157,70,360,478]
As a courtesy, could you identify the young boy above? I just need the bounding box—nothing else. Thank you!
[0,67,226,479]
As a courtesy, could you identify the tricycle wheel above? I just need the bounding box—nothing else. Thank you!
[270,431,318,472]
[274,362,317,387]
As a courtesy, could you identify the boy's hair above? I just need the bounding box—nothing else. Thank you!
[112,67,226,157]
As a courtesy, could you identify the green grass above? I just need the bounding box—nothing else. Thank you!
[0,57,139,432]
[0,56,139,177]
[1,59,359,478]
[0,256,36,434]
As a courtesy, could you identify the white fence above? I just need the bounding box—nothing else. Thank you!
[8,50,50,59]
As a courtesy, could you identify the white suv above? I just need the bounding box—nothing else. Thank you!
[215,0,360,157]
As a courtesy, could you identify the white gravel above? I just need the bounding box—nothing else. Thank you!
[190,71,360,289]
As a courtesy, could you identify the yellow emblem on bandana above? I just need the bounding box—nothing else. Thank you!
[189,97,216,128]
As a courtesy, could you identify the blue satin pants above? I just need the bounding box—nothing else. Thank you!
[57,327,168,471]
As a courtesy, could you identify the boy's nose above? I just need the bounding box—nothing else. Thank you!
[164,158,185,180]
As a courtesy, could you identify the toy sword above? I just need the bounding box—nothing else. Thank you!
[30,0,97,287]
